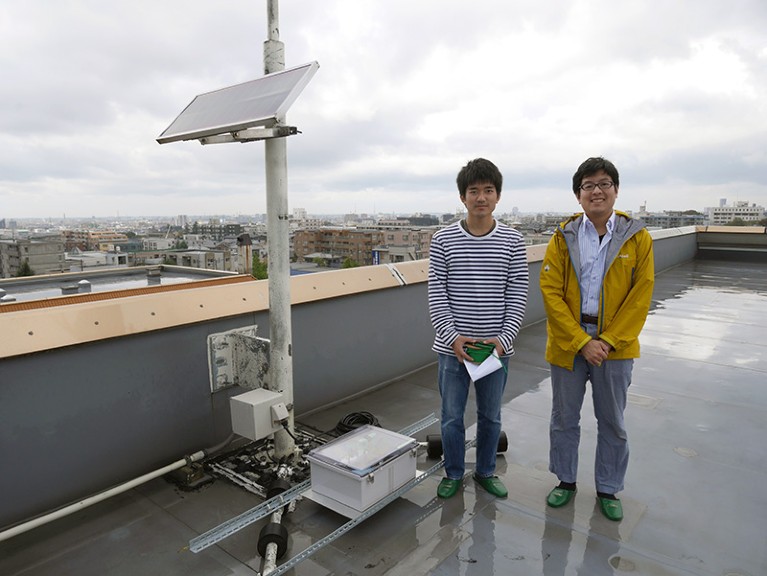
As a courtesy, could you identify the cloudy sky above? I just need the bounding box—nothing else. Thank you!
[1,0,765,219]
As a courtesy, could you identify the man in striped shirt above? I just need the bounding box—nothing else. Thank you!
[428,158,529,500]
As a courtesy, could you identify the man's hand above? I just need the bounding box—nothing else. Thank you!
[580,339,610,366]
[482,337,505,358]
[452,336,505,363]
[452,335,475,363]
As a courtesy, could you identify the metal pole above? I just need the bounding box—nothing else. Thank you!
[263,0,295,459]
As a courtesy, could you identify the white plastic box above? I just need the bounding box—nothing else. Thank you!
[306,425,418,518]
[230,388,284,441]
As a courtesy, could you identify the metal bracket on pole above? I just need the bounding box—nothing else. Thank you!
[199,126,298,145]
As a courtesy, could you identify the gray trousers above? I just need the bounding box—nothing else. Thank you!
[549,327,634,494]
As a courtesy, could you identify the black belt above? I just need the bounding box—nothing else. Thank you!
[581,314,599,325]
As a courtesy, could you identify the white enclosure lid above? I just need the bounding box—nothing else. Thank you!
[307,425,417,476]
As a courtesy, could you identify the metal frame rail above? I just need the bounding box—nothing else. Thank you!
[189,413,439,553]
[262,448,464,576]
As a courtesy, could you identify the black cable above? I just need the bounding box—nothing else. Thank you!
[281,421,298,442]
[202,432,236,457]
[295,421,337,442]
[334,411,380,435]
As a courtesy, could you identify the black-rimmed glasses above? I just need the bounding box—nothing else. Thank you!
[579,181,614,192]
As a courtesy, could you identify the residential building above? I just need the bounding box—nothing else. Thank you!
[143,238,176,251]
[293,226,438,267]
[195,223,242,240]
[640,211,707,229]
[375,215,439,228]
[373,227,436,264]
[294,228,385,266]
[290,208,324,230]
[65,250,128,271]
[0,238,66,278]
[63,230,130,251]
[706,201,765,225]
[290,216,324,231]
[161,249,231,272]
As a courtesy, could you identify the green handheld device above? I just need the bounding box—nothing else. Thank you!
[464,341,496,363]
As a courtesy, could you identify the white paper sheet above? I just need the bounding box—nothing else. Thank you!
[463,349,503,381]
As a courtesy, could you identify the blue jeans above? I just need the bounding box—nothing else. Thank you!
[438,353,509,480]
[548,340,633,494]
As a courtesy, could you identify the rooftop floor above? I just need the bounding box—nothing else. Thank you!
[2,258,766,575]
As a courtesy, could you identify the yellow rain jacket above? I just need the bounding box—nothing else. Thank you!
[540,210,654,370]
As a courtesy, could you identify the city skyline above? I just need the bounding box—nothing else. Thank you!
[1,1,766,219]
[2,198,763,229]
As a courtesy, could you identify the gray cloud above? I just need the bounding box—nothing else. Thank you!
[1,0,765,218]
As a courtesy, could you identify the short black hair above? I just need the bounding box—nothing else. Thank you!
[456,158,503,197]
[572,157,619,195]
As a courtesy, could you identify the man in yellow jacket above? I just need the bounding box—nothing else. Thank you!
[540,157,654,521]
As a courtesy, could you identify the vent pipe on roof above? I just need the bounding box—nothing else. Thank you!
[147,267,162,285]
[0,434,235,544]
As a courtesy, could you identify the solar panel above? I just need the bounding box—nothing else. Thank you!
[157,61,319,144]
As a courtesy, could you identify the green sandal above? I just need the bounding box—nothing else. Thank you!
[437,477,462,499]
[598,496,623,521]
[473,474,508,498]
[546,486,576,508]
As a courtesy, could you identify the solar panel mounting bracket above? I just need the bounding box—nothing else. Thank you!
[199,126,299,145]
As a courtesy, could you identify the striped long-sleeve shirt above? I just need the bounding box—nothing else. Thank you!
[428,220,529,357]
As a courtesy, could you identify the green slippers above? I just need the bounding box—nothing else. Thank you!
[437,477,462,499]
[598,496,623,521]
[473,474,508,498]
[439,475,509,499]
[546,486,576,508]
[546,485,623,520]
